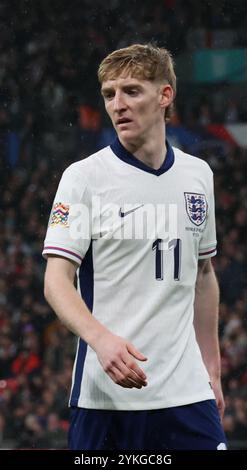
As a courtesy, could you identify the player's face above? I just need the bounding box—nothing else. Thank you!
[101,74,171,146]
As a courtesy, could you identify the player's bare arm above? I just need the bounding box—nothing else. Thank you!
[194,258,225,420]
[44,256,147,389]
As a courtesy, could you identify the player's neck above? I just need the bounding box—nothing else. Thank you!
[119,127,167,170]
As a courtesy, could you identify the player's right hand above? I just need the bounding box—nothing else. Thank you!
[94,332,148,389]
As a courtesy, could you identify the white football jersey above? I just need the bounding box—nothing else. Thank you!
[43,139,216,410]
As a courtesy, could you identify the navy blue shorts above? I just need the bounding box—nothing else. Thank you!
[68,399,227,450]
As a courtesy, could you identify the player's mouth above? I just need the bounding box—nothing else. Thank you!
[116,117,132,127]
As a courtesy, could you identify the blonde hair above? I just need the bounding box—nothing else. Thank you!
[98,43,176,121]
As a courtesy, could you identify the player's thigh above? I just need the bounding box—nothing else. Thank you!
[68,407,115,450]
[68,408,153,450]
[164,399,227,450]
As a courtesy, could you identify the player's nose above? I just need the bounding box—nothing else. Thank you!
[113,91,126,112]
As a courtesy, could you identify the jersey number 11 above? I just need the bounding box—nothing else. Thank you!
[152,238,181,281]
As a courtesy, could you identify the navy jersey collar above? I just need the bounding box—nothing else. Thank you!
[110,137,174,176]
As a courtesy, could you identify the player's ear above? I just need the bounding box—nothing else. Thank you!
[159,84,174,111]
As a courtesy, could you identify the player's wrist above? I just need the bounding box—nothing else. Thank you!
[86,324,112,351]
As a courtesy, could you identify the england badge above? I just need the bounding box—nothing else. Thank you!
[184,192,207,226]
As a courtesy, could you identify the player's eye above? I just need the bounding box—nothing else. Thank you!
[103,91,114,100]
[106,94,114,100]
[127,89,138,96]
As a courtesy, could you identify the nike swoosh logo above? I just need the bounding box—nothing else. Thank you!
[119,204,144,218]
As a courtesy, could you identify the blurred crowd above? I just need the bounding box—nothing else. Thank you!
[0,0,247,449]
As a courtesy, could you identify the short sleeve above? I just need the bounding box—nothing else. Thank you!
[198,170,217,259]
[42,165,91,265]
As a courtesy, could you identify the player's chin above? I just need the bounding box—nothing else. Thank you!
[117,128,137,141]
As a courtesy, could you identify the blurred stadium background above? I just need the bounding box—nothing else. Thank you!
[0,0,247,449]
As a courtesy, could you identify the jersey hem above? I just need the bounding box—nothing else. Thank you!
[70,391,215,410]
[42,246,83,265]
[198,249,217,259]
